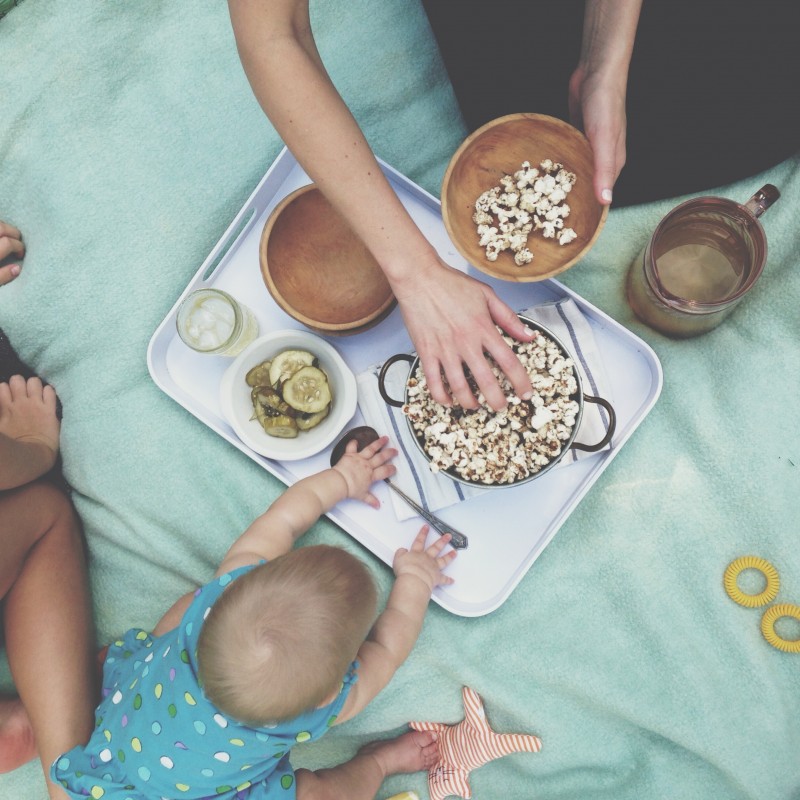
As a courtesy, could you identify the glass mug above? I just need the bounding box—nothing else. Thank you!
[626,184,780,337]
[176,288,259,356]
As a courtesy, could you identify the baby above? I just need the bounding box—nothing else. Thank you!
[52,434,456,800]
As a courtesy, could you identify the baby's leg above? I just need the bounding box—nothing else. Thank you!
[295,729,439,800]
[0,482,97,800]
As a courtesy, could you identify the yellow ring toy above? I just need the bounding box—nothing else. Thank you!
[760,604,800,653]
[723,556,780,608]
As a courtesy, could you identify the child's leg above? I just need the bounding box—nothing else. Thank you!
[295,729,439,800]
[0,481,97,800]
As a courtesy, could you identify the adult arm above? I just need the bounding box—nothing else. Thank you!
[227,0,533,410]
[568,0,643,205]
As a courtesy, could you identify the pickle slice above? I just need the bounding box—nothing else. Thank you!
[252,386,295,418]
[268,350,316,387]
[262,414,298,438]
[296,405,330,431]
[246,360,272,387]
[282,366,332,413]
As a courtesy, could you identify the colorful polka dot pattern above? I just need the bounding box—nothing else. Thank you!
[51,564,359,799]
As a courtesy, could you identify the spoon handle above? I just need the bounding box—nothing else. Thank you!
[384,480,469,549]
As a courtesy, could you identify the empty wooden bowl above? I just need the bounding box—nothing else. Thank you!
[260,185,396,335]
[441,113,609,282]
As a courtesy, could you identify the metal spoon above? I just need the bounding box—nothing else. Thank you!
[330,426,469,550]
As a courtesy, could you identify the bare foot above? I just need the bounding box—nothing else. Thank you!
[0,695,37,773]
[0,221,25,287]
[0,375,60,482]
[358,730,439,778]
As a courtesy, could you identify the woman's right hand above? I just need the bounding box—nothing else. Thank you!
[0,221,24,287]
[391,255,534,411]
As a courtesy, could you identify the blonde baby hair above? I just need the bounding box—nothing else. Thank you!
[197,545,377,726]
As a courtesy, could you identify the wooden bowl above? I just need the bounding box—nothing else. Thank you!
[441,113,609,282]
[260,185,396,335]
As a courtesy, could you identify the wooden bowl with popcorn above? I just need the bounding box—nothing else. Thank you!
[377,315,616,488]
[441,113,609,282]
[260,185,397,335]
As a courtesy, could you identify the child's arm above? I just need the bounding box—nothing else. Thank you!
[216,435,396,575]
[0,377,59,490]
[335,526,457,724]
[154,436,396,636]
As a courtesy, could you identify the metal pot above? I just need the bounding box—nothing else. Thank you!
[377,316,616,488]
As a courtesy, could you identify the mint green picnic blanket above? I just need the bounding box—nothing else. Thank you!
[1,3,798,799]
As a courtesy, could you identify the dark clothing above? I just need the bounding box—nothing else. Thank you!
[422,0,800,206]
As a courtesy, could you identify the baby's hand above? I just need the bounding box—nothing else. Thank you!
[0,376,60,472]
[332,434,397,509]
[393,525,456,592]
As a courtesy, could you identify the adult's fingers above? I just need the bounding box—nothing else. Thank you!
[587,119,626,206]
[418,352,451,408]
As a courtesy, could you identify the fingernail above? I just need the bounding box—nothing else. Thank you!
[9,264,20,276]
[522,326,534,337]
[521,391,533,401]
[601,189,613,203]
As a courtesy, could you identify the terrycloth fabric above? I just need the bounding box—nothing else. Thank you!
[356,298,613,521]
[1,3,799,799]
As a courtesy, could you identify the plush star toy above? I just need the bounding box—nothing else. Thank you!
[409,686,542,800]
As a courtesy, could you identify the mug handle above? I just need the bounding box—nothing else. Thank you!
[743,184,780,219]
[378,353,416,408]
[570,395,617,453]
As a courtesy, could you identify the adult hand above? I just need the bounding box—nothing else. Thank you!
[568,63,627,207]
[392,258,534,412]
[0,221,24,286]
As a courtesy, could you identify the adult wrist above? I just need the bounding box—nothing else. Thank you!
[381,243,442,295]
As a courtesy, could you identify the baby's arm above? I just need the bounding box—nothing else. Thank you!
[215,435,396,574]
[0,376,59,490]
[335,526,456,724]
[153,436,396,636]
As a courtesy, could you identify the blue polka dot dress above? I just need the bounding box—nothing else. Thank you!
[52,565,358,799]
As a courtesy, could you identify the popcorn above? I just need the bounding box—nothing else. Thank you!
[402,328,580,485]
[473,159,579,267]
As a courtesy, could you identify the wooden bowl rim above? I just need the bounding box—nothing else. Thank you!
[259,184,396,332]
[441,113,609,282]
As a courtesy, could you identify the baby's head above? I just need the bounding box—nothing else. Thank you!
[197,545,377,726]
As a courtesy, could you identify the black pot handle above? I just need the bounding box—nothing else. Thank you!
[570,395,616,452]
[378,353,416,408]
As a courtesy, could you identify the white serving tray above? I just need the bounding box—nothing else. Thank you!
[147,148,662,617]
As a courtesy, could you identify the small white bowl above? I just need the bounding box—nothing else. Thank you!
[219,330,358,461]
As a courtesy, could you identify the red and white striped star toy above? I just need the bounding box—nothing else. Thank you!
[409,686,542,800]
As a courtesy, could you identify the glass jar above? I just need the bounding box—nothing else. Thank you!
[176,288,259,356]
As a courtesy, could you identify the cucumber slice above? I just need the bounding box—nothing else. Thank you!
[268,350,316,387]
[282,366,332,413]
[253,386,295,418]
[296,405,330,431]
[261,414,299,438]
[245,360,272,387]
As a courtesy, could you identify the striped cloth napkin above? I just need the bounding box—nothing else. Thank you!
[356,298,614,521]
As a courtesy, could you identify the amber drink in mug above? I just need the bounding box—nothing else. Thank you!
[626,185,779,337]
